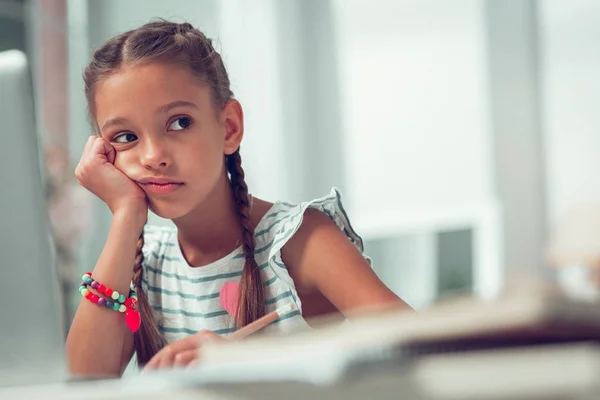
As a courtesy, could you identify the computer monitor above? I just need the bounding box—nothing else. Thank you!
[0,49,67,386]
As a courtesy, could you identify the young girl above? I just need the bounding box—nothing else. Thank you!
[66,20,408,377]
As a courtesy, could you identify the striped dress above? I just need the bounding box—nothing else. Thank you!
[140,187,369,344]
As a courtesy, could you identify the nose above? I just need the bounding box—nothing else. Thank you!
[141,136,172,170]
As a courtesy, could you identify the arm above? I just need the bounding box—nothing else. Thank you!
[65,210,143,377]
[281,209,412,316]
[66,136,148,377]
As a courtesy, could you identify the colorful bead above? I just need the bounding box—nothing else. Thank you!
[78,272,140,333]
[123,298,136,309]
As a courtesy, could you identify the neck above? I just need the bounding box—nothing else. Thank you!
[173,173,241,266]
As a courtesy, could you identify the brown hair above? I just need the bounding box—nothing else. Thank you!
[83,20,266,366]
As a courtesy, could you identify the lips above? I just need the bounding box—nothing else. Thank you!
[137,177,184,195]
[142,182,183,195]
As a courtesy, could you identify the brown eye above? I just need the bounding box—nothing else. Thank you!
[168,117,192,131]
[113,132,138,143]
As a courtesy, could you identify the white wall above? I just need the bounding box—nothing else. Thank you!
[485,0,548,282]
[539,0,600,226]
[332,0,494,221]
[216,0,291,202]
[332,0,502,302]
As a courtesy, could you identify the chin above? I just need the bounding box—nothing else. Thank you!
[148,201,191,221]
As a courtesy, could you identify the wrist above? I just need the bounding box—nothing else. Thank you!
[112,207,147,231]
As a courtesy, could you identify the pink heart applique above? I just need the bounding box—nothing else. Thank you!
[220,281,240,318]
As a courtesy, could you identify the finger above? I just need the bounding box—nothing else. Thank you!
[103,139,116,164]
[144,331,221,371]
[88,137,107,158]
[196,330,224,344]
[75,137,96,177]
[144,346,168,370]
[157,345,176,369]
[144,352,168,370]
[173,349,200,367]
[78,136,95,164]
[83,135,95,153]
[163,333,203,355]
[89,137,116,163]
[143,356,159,370]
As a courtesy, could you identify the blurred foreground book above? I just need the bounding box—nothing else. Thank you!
[197,283,600,378]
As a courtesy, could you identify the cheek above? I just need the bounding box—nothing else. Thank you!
[186,147,223,178]
[112,150,139,177]
[186,130,225,171]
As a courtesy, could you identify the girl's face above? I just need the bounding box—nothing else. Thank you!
[94,62,243,219]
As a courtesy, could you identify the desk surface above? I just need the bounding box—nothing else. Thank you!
[1,343,598,400]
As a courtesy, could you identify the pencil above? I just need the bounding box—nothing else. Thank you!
[228,303,295,341]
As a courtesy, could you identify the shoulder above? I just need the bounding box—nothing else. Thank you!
[248,197,274,231]
[280,188,367,283]
[252,187,368,263]
[276,189,405,312]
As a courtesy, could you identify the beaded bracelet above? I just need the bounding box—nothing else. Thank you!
[79,272,141,333]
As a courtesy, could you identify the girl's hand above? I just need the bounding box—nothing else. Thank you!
[144,330,223,370]
[75,136,147,218]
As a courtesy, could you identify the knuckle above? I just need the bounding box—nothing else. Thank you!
[75,164,87,177]
[74,170,84,183]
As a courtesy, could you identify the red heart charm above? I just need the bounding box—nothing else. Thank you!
[125,309,141,333]
[220,281,240,318]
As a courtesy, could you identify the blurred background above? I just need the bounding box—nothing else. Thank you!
[2,0,599,329]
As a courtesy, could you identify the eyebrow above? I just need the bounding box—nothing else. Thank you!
[100,100,199,133]
[101,117,130,133]
[156,100,199,113]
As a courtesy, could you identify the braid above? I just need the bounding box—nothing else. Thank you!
[131,231,166,366]
[226,149,266,326]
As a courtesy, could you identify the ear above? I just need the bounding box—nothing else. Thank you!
[221,99,244,155]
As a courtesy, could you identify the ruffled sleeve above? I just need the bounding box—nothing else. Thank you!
[254,187,370,264]
[253,187,370,321]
